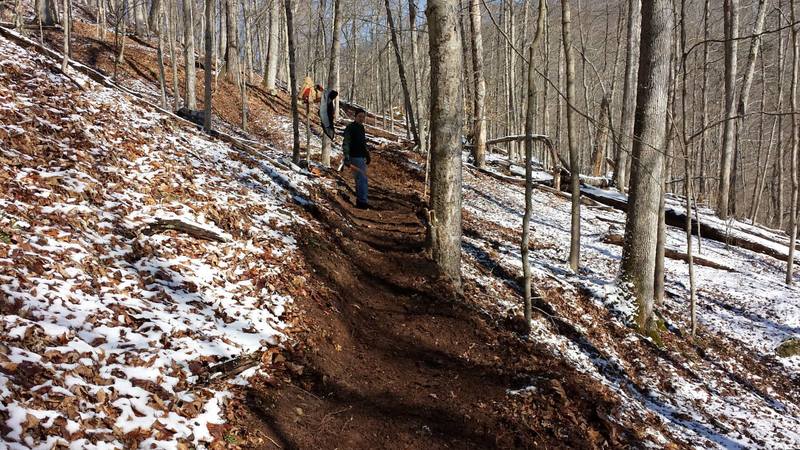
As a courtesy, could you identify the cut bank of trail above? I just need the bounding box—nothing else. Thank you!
[238,146,633,449]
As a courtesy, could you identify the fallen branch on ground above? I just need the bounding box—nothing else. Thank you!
[142,218,231,243]
[602,233,736,272]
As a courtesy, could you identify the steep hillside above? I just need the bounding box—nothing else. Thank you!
[2,16,800,450]
[0,31,310,449]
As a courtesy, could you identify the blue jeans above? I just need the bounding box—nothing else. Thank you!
[352,157,368,205]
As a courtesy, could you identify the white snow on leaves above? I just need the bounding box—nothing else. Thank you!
[0,35,304,449]
[461,160,800,449]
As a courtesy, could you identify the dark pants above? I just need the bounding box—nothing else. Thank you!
[352,157,368,205]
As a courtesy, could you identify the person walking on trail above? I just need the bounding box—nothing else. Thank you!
[343,108,371,209]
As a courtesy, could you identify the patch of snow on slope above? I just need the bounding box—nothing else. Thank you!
[0,34,303,449]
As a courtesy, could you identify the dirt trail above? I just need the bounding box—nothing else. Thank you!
[237,148,631,449]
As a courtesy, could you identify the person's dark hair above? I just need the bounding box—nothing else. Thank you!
[355,107,366,116]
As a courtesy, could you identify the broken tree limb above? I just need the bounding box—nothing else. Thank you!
[142,218,231,243]
[464,163,611,210]
[582,185,798,264]
[602,233,737,272]
[466,134,562,190]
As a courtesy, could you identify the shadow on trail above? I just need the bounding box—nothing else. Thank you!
[246,150,636,449]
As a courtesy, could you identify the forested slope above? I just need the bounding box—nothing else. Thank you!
[1,7,800,449]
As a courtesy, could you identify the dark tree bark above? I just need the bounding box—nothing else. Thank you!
[562,0,581,272]
[204,0,214,131]
[284,0,300,163]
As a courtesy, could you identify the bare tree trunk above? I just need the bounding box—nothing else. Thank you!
[467,0,486,167]
[242,68,248,130]
[156,1,168,109]
[410,0,428,155]
[169,0,180,111]
[204,0,214,130]
[62,0,70,73]
[718,0,739,220]
[263,0,280,93]
[563,0,581,272]
[679,0,696,335]
[777,2,786,229]
[242,0,254,81]
[738,0,768,118]
[426,0,464,290]
[699,0,710,202]
[788,0,799,284]
[621,0,672,333]
[224,0,240,85]
[522,44,536,334]
[613,0,639,192]
[385,0,420,147]
[284,0,300,163]
[14,0,24,31]
[97,0,107,39]
[321,0,343,167]
[148,0,163,31]
[349,13,359,102]
[590,94,610,177]
[39,0,60,26]
[183,0,198,109]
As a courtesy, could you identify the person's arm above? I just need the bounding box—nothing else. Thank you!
[342,124,352,165]
[361,126,370,165]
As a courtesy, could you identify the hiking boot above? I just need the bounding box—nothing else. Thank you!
[356,202,370,210]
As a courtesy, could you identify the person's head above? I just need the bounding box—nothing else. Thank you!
[354,108,366,124]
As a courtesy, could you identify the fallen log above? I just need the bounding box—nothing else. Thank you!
[602,233,737,272]
[142,218,231,243]
[465,164,611,210]
[582,185,797,264]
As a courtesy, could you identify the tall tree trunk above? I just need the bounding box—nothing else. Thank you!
[718,0,739,219]
[468,0,486,167]
[788,0,799,284]
[62,0,70,73]
[183,0,198,109]
[284,0,300,163]
[699,0,710,202]
[96,0,106,39]
[204,0,214,130]
[321,0,342,167]
[168,0,180,111]
[590,94,610,177]
[14,0,24,31]
[522,44,536,334]
[241,0,254,81]
[679,0,696,335]
[385,0,420,146]
[156,1,168,109]
[263,0,280,93]
[613,0,640,192]
[224,0,240,85]
[738,0,769,117]
[426,0,464,290]
[410,0,428,155]
[349,13,359,102]
[563,0,581,272]
[776,5,786,228]
[621,0,672,332]
[38,0,59,27]
[148,0,163,31]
